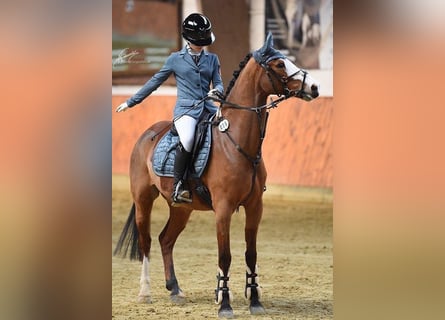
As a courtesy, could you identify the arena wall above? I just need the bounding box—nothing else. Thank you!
[112,94,333,187]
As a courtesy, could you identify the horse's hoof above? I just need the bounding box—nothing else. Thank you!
[170,294,186,304]
[250,305,266,315]
[249,300,265,315]
[170,290,186,304]
[137,295,152,304]
[218,306,234,318]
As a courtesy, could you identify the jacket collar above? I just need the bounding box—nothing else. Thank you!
[179,45,209,56]
[179,46,209,68]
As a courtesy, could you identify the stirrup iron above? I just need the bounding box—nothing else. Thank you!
[173,181,192,203]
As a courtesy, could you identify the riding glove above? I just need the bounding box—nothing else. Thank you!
[116,102,129,112]
[207,88,223,100]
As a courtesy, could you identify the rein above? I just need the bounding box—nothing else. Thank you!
[209,95,287,112]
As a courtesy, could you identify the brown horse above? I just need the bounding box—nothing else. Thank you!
[114,33,320,318]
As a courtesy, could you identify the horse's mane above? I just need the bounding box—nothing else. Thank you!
[223,52,253,99]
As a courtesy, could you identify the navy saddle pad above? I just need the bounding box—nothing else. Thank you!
[152,122,212,178]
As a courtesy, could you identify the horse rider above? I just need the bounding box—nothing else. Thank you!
[115,13,224,205]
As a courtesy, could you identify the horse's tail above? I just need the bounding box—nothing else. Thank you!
[113,203,142,261]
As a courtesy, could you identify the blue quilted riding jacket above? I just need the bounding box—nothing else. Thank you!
[126,46,224,119]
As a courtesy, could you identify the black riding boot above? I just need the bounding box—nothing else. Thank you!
[172,143,192,204]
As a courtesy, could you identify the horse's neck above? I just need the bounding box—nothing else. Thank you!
[227,60,268,107]
[222,61,268,155]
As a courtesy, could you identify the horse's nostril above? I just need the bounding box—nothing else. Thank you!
[311,85,319,98]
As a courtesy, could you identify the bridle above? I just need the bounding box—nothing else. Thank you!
[261,60,310,100]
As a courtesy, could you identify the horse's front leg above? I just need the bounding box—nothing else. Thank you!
[244,197,266,315]
[214,208,234,318]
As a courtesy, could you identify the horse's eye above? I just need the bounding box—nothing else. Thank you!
[277,62,285,68]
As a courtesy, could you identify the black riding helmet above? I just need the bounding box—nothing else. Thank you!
[182,13,215,46]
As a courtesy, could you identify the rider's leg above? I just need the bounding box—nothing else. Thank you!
[172,142,192,203]
[172,116,197,204]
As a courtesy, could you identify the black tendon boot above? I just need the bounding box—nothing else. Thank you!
[172,143,192,204]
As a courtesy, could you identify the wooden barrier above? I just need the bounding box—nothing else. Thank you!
[112,95,333,187]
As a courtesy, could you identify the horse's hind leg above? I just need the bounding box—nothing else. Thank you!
[158,205,192,303]
[244,197,266,314]
[133,184,159,303]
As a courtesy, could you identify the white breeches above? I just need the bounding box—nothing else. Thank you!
[174,115,197,152]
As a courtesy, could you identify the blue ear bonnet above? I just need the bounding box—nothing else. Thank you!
[252,32,286,66]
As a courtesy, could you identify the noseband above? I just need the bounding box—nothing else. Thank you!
[261,62,309,100]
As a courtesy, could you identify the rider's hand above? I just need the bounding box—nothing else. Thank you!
[207,88,223,100]
[115,102,129,112]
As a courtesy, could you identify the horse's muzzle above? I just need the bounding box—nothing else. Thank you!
[296,87,319,101]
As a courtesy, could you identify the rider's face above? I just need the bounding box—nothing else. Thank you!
[189,43,204,52]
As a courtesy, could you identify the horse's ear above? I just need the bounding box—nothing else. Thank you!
[264,32,274,49]
[253,31,283,64]
[258,32,274,53]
